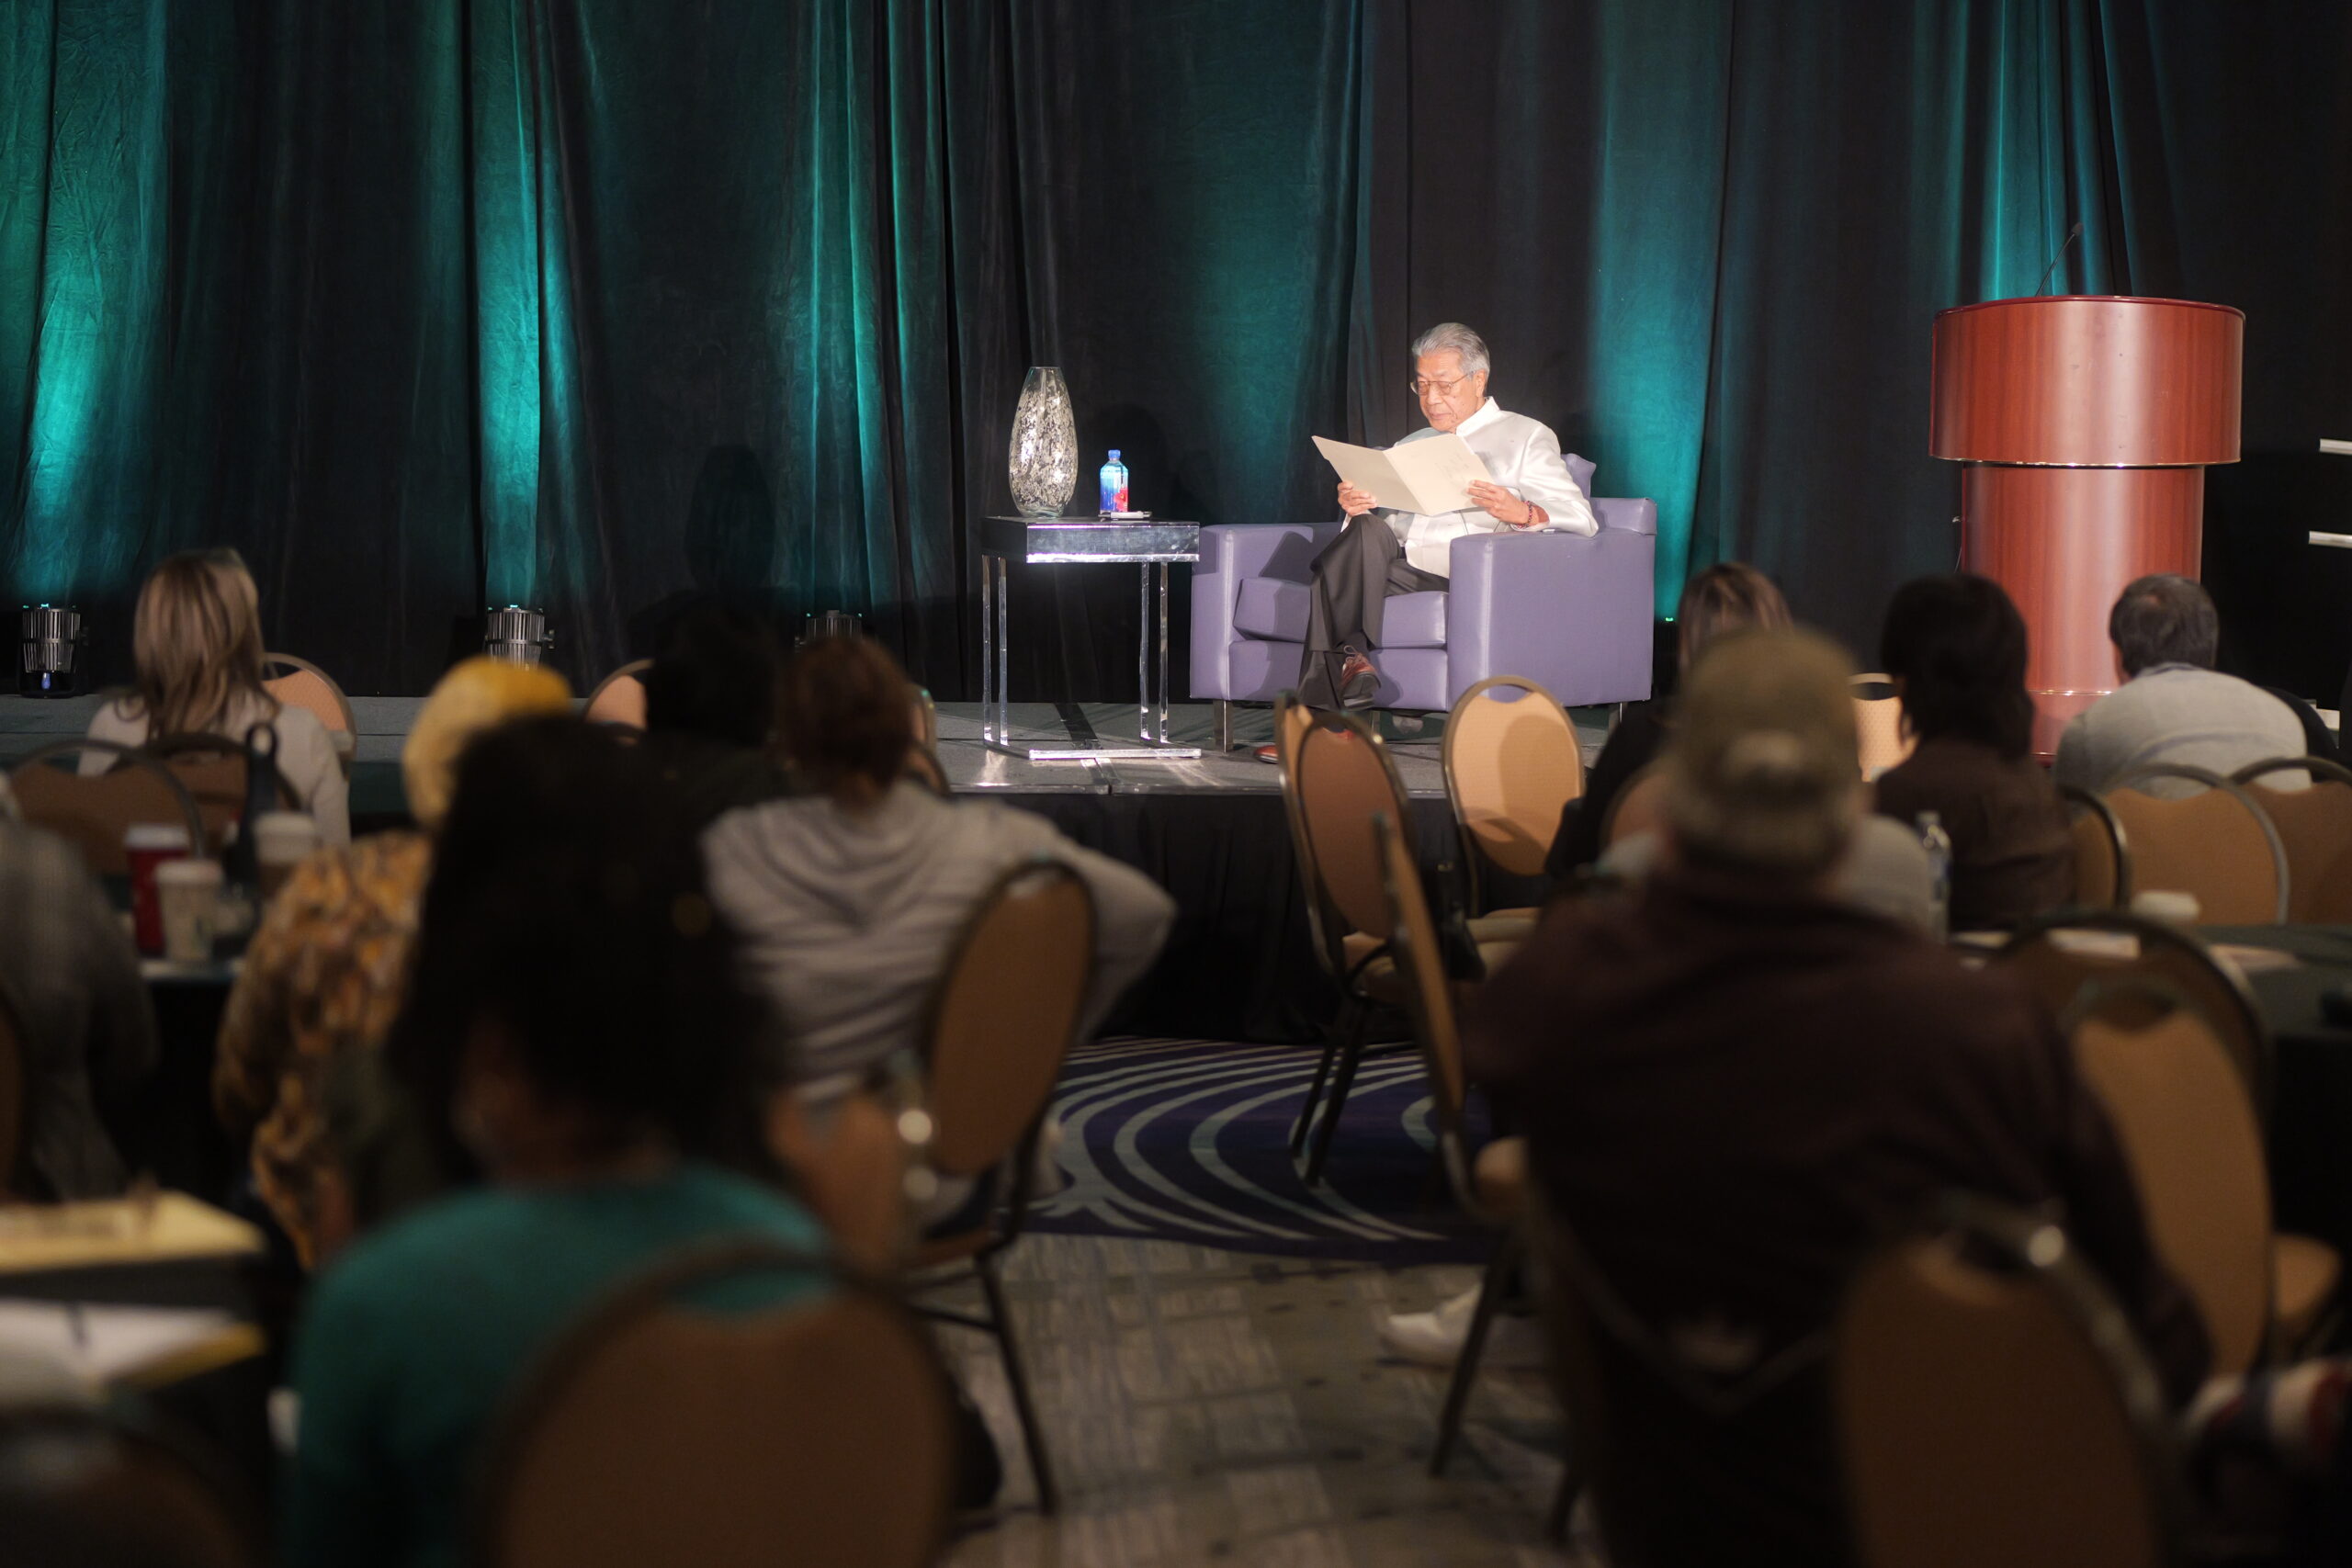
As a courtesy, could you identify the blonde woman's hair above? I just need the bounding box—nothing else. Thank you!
[401,657,573,830]
[127,549,277,738]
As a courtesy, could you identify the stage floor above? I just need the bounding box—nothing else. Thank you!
[0,695,1616,814]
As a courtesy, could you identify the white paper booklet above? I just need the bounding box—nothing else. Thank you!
[1311,433,1492,515]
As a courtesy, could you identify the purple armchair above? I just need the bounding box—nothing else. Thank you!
[1190,477,1657,741]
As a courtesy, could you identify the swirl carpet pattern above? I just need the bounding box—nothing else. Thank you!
[1029,1037,1488,1264]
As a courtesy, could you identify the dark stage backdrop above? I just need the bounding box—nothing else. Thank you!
[5,1,2350,697]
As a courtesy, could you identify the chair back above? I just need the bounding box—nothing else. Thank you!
[0,1407,261,1567]
[0,992,25,1200]
[262,652,356,735]
[2099,764,2290,923]
[144,733,299,853]
[1851,672,1914,780]
[1601,762,1668,849]
[476,1243,954,1568]
[922,861,1094,1183]
[2064,786,2126,908]
[582,660,650,730]
[8,741,209,875]
[2231,757,2352,921]
[2065,983,2275,1375]
[1993,911,2271,1116]
[1292,709,1412,944]
[1835,1197,2184,1568]
[1442,676,1583,884]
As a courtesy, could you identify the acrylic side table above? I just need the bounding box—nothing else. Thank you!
[978,515,1202,761]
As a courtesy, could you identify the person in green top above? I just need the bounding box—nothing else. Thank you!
[283,717,826,1568]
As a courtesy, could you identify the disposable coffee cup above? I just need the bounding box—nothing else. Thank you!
[155,858,224,965]
[125,823,194,955]
[2129,888,2201,928]
[253,812,322,900]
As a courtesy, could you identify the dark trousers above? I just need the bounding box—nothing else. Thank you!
[1298,514,1446,707]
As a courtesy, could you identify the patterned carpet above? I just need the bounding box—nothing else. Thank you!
[1029,1036,1490,1265]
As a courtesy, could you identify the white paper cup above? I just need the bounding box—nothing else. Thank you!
[253,812,322,897]
[2129,888,2201,928]
[155,858,224,964]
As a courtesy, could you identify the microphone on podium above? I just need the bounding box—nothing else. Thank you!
[2032,221,2085,297]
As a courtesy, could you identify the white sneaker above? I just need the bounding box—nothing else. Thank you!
[1378,1285,1547,1370]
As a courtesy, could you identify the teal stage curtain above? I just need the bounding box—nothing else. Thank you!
[4,1,2348,695]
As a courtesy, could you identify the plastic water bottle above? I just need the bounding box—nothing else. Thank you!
[1917,811,1952,941]
[1099,449,1130,514]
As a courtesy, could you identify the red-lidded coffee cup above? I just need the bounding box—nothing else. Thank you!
[125,824,194,955]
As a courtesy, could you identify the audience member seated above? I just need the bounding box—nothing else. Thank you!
[2054,573,2308,799]
[1546,561,1791,879]
[705,634,1176,1103]
[0,815,156,1200]
[213,659,571,1266]
[1464,626,2207,1568]
[1871,573,2073,931]
[82,549,350,844]
[283,717,820,1568]
[636,600,797,827]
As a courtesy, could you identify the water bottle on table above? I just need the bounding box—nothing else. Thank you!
[1100,450,1130,515]
[1916,810,1951,940]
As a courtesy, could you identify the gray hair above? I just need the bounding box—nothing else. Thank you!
[1410,322,1489,378]
[2108,574,2219,675]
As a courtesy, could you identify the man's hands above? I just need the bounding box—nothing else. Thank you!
[1466,480,1537,527]
[1337,480,1377,518]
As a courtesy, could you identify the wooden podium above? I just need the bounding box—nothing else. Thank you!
[1930,296,2243,755]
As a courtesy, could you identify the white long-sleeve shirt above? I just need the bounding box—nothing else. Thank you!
[1379,397,1598,577]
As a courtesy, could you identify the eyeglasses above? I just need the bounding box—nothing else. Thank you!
[1408,375,1476,398]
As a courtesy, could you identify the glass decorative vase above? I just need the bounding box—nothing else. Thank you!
[1007,367,1078,518]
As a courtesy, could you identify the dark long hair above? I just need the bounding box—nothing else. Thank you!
[1878,574,2037,760]
[383,716,786,1179]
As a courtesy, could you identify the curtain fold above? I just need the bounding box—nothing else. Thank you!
[3,0,2347,696]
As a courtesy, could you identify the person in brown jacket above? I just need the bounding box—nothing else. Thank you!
[1464,626,2207,1568]
[1871,572,2075,930]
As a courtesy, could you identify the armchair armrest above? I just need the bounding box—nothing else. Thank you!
[1190,524,1345,700]
[1446,508,1656,707]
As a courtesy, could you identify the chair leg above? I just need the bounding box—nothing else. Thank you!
[1289,995,1361,1156]
[1430,1233,1518,1476]
[977,1254,1058,1515]
[1545,1460,1582,1544]
[1216,698,1234,754]
[1302,1026,1367,1187]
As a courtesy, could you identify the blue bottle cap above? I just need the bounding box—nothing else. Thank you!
[1108,449,1121,460]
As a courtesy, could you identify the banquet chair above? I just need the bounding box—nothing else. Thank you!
[0,1407,261,1568]
[144,733,300,855]
[582,660,650,730]
[0,997,25,1200]
[263,653,356,773]
[2064,786,2129,908]
[8,740,209,875]
[2074,763,2290,924]
[1851,672,1913,781]
[1442,675,1582,913]
[1835,1196,2186,1568]
[1283,704,1523,1186]
[475,1240,955,1568]
[1995,910,2271,1114]
[2231,756,2352,921]
[1373,808,1538,1483]
[905,860,1096,1516]
[2064,980,2338,1372]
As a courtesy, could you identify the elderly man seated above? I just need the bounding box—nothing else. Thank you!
[2053,574,2307,798]
[1255,323,1594,760]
